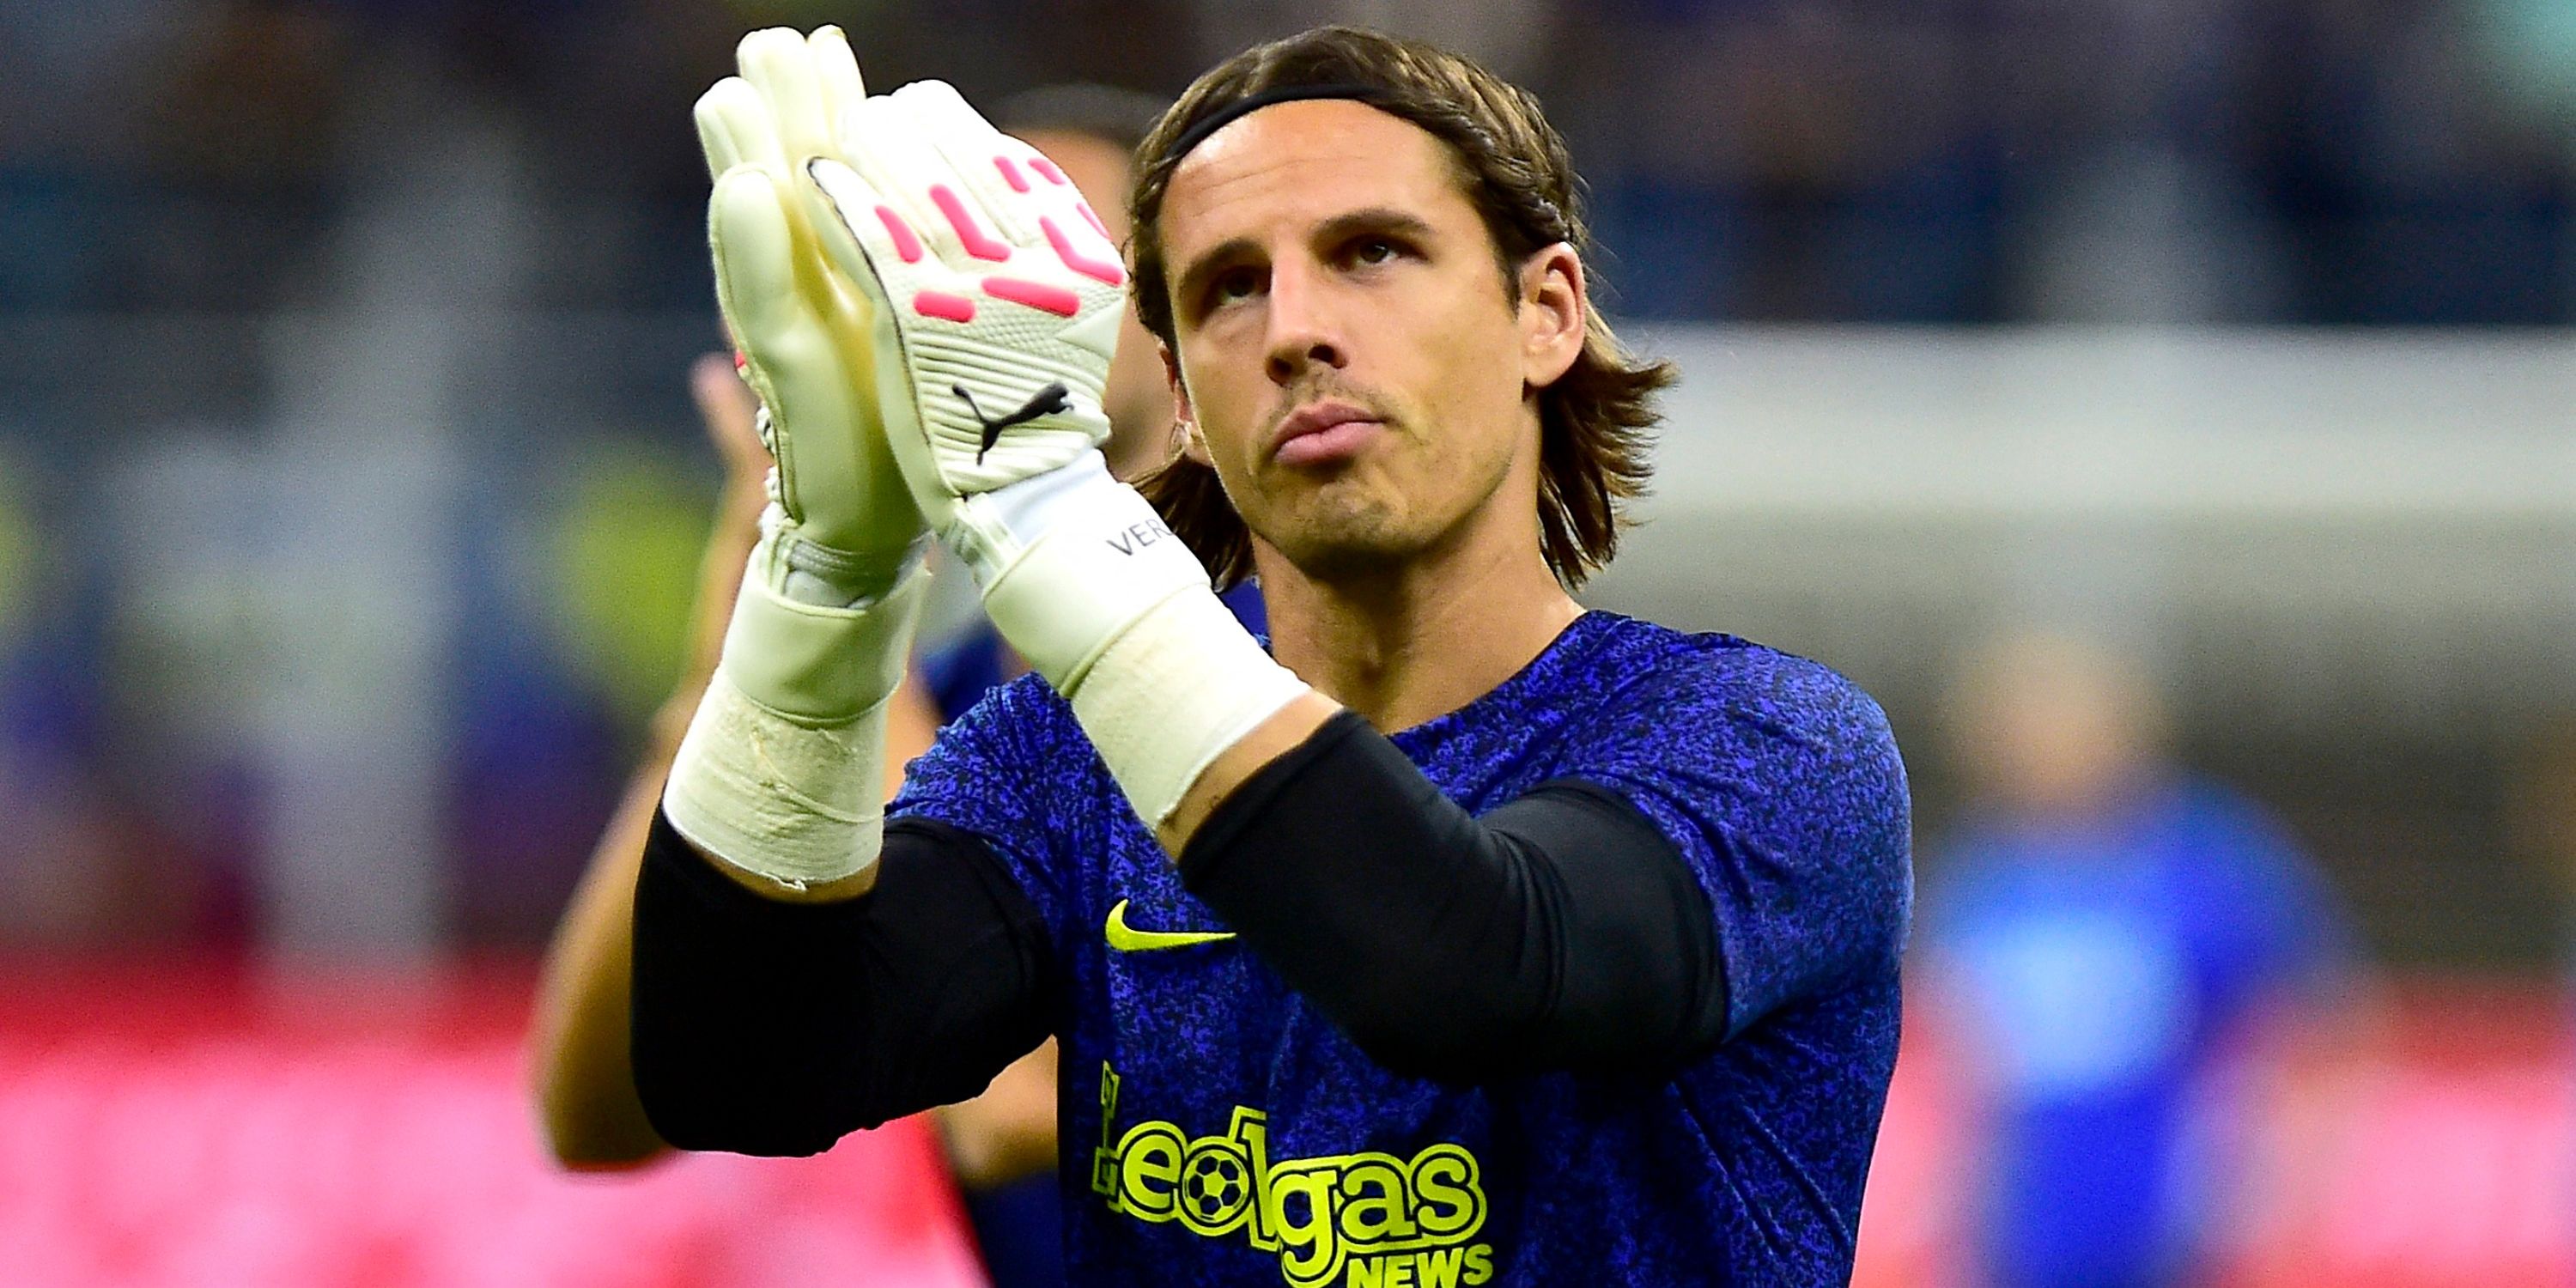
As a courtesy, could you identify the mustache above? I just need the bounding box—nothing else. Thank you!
[1262,377,1394,437]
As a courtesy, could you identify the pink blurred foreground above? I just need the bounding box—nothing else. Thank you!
[0,964,2565,1288]
[0,961,985,1288]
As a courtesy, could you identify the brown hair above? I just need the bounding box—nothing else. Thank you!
[1125,26,1674,590]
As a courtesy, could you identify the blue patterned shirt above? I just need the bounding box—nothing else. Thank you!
[891,611,1912,1286]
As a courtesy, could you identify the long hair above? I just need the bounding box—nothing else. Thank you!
[1125,26,1674,590]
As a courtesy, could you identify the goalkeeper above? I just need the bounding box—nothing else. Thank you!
[636,24,1911,1287]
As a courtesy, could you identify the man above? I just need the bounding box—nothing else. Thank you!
[637,24,1911,1286]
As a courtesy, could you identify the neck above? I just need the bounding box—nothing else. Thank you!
[1255,526,1584,733]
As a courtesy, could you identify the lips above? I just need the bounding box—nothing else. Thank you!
[1267,399,1384,466]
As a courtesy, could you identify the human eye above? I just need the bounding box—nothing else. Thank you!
[1346,235,1405,268]
[1204,264,1263,311]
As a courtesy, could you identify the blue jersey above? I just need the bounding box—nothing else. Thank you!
[1924,778,2345,1288]
[891,611,1913,1286]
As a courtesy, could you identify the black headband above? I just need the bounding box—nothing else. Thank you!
[1157,82,1394,167]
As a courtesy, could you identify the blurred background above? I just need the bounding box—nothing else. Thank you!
[0,0,2570,1285]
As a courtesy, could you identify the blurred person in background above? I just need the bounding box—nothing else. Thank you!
[530,86,1198,1288]
[1919,629,2354,1288]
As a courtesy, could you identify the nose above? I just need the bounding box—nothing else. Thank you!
[1262,259,1347,388]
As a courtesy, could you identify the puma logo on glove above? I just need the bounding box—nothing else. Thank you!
[958,381,1072,463]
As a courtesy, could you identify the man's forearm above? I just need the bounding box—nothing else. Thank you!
[529,714,684,1167]
[933,1039,1061,1190]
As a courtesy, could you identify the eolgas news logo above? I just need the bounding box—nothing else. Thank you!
[1091,1065,1496,1286]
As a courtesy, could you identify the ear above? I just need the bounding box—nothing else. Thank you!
[1516,242,1586,392]
[1163,342,1214,465]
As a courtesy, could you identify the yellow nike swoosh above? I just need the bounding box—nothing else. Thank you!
[1105,899,1236,952]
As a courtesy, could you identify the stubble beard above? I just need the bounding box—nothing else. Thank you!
[1257,440,1518,590]
[1266,485,1417,584]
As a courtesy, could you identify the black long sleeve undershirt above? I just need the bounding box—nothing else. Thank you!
[630,710,1728,1153]
[1178,710,1728,1080]
[630,812,1054,1156]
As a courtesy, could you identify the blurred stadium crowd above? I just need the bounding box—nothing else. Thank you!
[3,0,2573,321]
[0,2,2572,1286]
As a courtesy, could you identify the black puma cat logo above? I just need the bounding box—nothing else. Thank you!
[957,382,1072,464]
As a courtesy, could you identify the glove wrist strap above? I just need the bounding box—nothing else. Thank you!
[962,457,1309,826]
[728,532,924,721]
[1066,588,1309,829]
[662,555,928,890]
[963,453,1206,689]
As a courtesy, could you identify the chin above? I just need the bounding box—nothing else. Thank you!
[1267,509,1437,583]
[1247,468,1473,581]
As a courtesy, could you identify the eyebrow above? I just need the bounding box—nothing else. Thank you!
[1170,206,1443,315]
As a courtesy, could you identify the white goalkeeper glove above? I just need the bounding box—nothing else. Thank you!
[661,27,928,890]
[774,64,1309,828]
